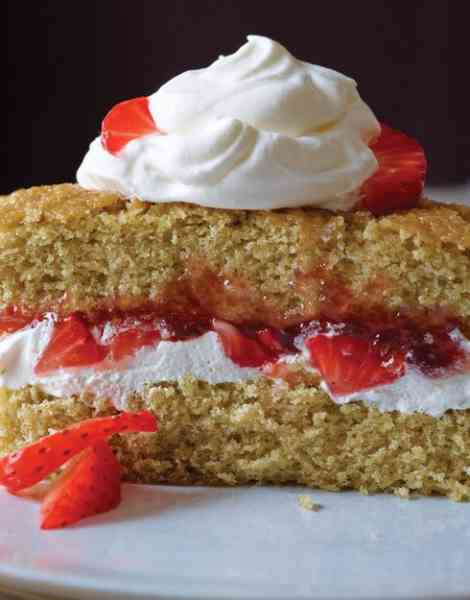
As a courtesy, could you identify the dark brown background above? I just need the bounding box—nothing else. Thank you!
[4,1,467,193]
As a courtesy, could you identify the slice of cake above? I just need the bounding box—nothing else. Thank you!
[1,36,469,529]
[1,184,470,502]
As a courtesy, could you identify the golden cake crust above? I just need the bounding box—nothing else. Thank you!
[1,184,470,329]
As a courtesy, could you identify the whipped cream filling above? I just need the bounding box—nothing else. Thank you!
[0,318,259,411]
[0,317,469,417]
[336,369,470,418]
[77,35,380,211]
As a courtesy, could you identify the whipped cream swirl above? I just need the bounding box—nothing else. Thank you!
[77,35,380,211]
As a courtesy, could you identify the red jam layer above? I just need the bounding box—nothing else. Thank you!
[0,307,468,395]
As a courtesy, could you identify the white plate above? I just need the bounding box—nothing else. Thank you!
[0,484,469,600]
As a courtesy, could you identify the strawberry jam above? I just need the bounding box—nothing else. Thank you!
[0,306,38,335]
[0,307,468,390]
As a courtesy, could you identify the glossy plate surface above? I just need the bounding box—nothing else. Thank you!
[0,485,469,599]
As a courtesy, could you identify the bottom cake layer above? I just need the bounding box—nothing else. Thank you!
[1,377,470,500]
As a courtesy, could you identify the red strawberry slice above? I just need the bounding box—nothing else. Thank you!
[360,124,427,215]
[256,328,287,354]
[306,334,404,395]
[0,307,35,335]
[0,411,157,492]
[109,328,160,362]
[101,96,159,155]
[35,314,107,375]
[262,361,307,387]
[212,319,273,368]
[40,440,121,529]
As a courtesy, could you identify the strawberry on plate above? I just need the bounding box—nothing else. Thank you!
[40,440,121,530]
[306,334,405,395]
[212,319,273,368]
[0,411,157,492]
[361,123,427,216]
[0,411,158,529]
[35,314,107,375]
[101,96,160,155]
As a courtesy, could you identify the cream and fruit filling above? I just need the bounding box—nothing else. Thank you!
[0,308,469,417]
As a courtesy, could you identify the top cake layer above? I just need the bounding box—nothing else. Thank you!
[0,184,469,329]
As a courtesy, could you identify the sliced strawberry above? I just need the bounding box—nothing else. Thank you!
[256,328,287,354]
[0,307,35,335]
[306,334,404,395]
[35,314,107,375]
[40,440,121,529]
[262,360,310,387]
[212,319,273,368]
[109,328,160,362]
[101,97,159,155]
[263,360,293,381]
[0,411,157,492]
[360,124,427,215]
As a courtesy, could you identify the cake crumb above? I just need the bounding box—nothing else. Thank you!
[298,494,321,511]
[394,487,411,499]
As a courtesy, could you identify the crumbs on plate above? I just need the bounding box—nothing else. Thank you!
[297,494,322,512]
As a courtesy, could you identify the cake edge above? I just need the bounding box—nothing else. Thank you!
[1,377,470,501]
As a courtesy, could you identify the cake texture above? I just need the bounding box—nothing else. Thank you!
[1,184,470,329]
[1,184,470,501]
[1,377,470,501]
